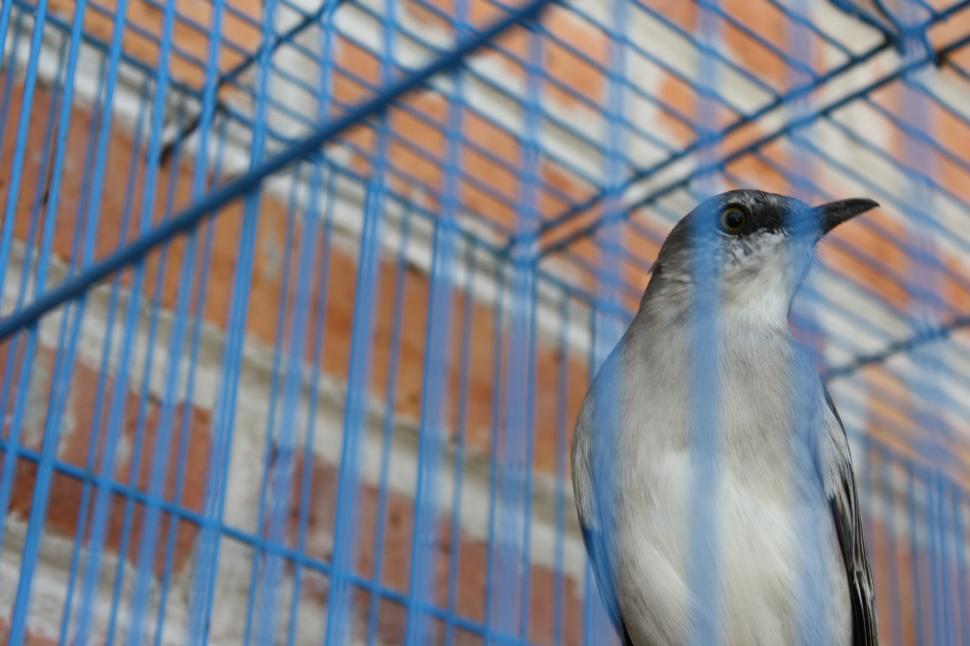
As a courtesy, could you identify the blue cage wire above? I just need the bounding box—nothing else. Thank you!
[0,0,968,643]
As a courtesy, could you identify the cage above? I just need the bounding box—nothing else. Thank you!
[0,0,968,643]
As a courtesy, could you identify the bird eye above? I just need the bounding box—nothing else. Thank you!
[720,206,746,234]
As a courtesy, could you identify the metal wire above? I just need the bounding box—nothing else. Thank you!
[0,0,968,643]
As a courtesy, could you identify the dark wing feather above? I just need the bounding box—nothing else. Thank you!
[823,387,879,646]
[579,522,635,646]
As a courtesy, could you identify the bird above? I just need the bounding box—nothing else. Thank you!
[571,189,878,645]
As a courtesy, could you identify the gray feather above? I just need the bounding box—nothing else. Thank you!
[822,387,879,646]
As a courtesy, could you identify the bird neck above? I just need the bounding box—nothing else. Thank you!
[641,272,794,336]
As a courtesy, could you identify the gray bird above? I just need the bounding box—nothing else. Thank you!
[572,190,878,645]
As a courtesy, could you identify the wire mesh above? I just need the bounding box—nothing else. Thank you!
[0,0,968,644]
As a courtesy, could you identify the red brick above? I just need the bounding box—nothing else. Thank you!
[822,215,911,310]
[270,450,587,643]
[725,146,794,196]
[47,0,262,89]
[932,92,970,203]
[5,351,212,577]
[722,0,793,87]
[0,616,58,646]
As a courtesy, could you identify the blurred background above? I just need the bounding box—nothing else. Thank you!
[0,0,968,643]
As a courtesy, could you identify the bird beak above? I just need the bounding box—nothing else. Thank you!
[813,198,879,236]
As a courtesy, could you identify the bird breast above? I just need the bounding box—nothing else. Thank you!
[578,319,850,645]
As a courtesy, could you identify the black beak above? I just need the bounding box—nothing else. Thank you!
[813,198,879,236]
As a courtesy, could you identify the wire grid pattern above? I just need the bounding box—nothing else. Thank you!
[0,0,968,643]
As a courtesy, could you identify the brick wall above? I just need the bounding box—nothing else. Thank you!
[1,0,969,644]
[0,31,593,638]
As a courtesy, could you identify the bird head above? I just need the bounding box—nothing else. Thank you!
[647,189,878,324]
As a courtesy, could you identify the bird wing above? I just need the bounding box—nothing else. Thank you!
[573,371,636,646]
[578,520,635,646]
[822,386,879,646]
